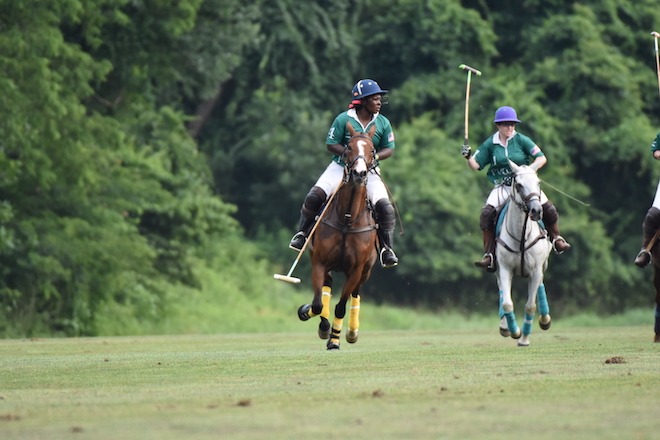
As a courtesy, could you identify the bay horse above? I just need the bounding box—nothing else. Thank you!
[297,123,378,350]
[648,231,660,342]
[496,161,553,347]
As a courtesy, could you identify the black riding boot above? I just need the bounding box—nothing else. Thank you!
[375,199,398,268]
[289,186,327,251]
[543,202,571,254]
[634,207,660,268]
[474,205,497,272]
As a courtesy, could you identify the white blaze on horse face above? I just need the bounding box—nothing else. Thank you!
[354,140,368,173]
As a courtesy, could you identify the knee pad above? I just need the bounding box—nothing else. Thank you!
[302,186,327,216]
[542,202,558,225]
[375,199,395,229]
[479,205,497,230]
[643,207,660,234]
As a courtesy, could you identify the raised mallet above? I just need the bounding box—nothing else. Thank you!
[652,32,660,102]
[459,64,482,149]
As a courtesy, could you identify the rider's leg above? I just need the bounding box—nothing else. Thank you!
[543,202,571,254]
[375,198,398,268]
[634,207,660,268]
[474,204,497,272]
[289,186,327,251]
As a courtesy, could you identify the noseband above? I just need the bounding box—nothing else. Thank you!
[512,172,541,213]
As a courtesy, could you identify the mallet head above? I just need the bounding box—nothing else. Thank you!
[651,31,660,38]
[459,64,482,76]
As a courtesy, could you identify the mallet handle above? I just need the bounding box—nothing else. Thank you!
[653,32,660,102]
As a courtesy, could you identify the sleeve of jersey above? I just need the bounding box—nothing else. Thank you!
[651,132,660,152]
[473,142,489,170]
[378,117,396,149]
[326,115,345,145]
[522,135,544,157]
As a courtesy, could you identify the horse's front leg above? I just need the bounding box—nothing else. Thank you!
[298,263,327,325]
[327,271,363,350]
[537,283,551,331]
[518,274,542,347]
[498,269,521,339]
[653,264,660,342]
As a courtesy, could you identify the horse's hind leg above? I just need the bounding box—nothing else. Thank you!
[498,290,510,337]
[327,297,347,350]
[537,283,551,330]
[346,292,360,343]
[654,266,660,342]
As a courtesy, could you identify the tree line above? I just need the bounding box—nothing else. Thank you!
[1,0,659,335]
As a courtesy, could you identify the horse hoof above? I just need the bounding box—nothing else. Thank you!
[517,341,530,347]
[298,304,311,321]
[318,321,330,339]
[539,315,551,331]
[511,329,521,339]
[326,340,340,350]
[654,334,660,343]
[499,327,510,337]
[346,329,358,343]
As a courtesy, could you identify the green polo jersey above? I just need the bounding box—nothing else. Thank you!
[650,132,660,153]
[473,132,544,185]
[326,110,395,165]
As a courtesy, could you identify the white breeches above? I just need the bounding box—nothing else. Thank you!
[652,180,660,209]
[315,161,389,206]
[485,184,549,208]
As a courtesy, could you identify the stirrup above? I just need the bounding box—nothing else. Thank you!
[289,232,306,251]
[474,253,495,271]
[634,249,651,268]
[379,247,398,268]
[552,236,571,255]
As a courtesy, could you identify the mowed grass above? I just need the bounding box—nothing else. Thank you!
[0,325,657,440]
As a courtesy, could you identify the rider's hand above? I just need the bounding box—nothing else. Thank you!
[461,144,471,159]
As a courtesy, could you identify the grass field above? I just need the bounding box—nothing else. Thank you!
[0,325,658,440]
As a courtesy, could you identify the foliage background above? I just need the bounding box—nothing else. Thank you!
[1,0,660,336]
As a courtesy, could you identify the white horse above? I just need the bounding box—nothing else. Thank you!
[496,161,553,347]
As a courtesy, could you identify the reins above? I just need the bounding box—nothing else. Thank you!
[498,173,547,277]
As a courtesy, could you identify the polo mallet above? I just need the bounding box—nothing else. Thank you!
[652,32,660,102]
[459,64,482,149]
[274,181,343,284]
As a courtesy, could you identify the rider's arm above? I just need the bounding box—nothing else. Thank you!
[327,143,345,155]
[529,152,547,171]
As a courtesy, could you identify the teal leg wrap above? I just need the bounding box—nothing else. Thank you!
[537,284,550,316]
[504,312,519,335]
[522,312,534,336]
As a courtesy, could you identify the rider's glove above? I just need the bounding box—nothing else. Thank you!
[461,144,472,159]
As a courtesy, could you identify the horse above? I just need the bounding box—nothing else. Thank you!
[495,160,553,347]
[648,232,660,342]
[297,123,379,350]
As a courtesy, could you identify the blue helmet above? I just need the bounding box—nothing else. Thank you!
[493,106,521,123]
[352,79,388,100]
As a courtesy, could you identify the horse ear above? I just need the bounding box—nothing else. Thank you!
[508,159,520,174]
[367,124,376,138]
[346,122,357,137]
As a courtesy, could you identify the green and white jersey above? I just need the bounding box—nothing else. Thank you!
[473,131,544,185]
[326,109,395,165]
[650,131,660,153]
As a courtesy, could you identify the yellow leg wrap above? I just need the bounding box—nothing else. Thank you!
[332,317,343,335]
[348,295,360,331]
[321,286,331,320]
